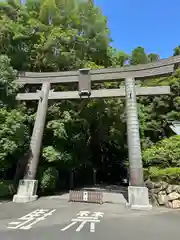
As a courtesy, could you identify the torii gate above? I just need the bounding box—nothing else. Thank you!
[13,55,180,210]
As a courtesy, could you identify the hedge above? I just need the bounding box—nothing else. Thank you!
[0,180,15,198]
[144,167,180,184]
[39,167,59,194]
[142,135,180,168]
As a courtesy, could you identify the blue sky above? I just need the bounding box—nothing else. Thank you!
[94,0,180,58]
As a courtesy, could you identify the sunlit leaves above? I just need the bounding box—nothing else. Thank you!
[143,136,180,168]
[0,55,18,107]
[0,108,28,169]
[42,146,72,163]
[47,120,68,139]
[130,46,148,65]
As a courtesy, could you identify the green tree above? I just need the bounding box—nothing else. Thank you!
[142,136,180,168]
[107,47,129,67]
[0,0,110,71]
[173,46,180,56]
[0,55,18,107]
[1,0,180,193]
[148,53,160,62]
[130,46,148,65]
[0,55,29,177]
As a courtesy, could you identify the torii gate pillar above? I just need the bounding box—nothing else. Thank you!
[125,78,152,210]
[13,82,50,203]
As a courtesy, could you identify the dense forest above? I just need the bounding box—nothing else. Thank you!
[0,0,180,196]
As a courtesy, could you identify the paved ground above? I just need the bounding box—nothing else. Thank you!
[50,185,128,204]
[0,197,180,239]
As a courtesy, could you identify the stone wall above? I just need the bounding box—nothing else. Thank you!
[146,181,180,208]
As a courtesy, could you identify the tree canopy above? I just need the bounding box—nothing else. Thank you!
[0,0,180,194]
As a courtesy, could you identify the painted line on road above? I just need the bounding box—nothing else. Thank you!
[61,222,77,231]
[76,221,87,232]
[90,222,95,232]
[61,211,104,233]
[8,222,21,225]
[20,217,45,230]
[7,209,56,230]
[8,219,34,229]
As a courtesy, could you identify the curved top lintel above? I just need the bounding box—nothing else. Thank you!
[16,55,180,84]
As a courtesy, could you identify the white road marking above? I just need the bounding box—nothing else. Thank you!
[61,222,77,231]
[76,221,87,232]
[90,222,95,232]
[71,218,100,222]
[61,211,104,233]
[7,209,56,230]
[8,218,34,229]
[20,217,45,230]
[44,209,56,216]
[8,222,21,225]
[77,211,90,217]
[92,212,104,218]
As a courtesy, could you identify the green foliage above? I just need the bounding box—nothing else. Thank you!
[0,108,29,171]
[130,47,160,65]
[142,136,180,168]
[130,47,148,65]
[0,0,111,71]
[0,55,18,107]
[0,180,15,198]
[42,146,61,163]
[145,167,180,184]
[107,47,129,67]
[173,46,180,56]
[0,0,180,192]
[42,146,72,164]
[39,167,59,194]
[148,53,159,62]
[0,54,29,174]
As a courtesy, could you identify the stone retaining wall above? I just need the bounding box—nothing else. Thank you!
[146,181,180,208]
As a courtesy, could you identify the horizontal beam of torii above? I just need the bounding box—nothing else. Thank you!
[15,55,180,84]
[16,86,170,100]
[13,55,180,210]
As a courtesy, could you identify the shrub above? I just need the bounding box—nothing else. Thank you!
[0,180,15,198]
[145,167,180,184]
[142,135,180,168]
[143,168,149,181]
[39,167,59,195]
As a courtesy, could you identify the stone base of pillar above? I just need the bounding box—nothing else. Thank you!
[126,186,152,210]
[13,179,38,203]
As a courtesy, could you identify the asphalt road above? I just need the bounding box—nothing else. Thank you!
[0,197,180,240]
